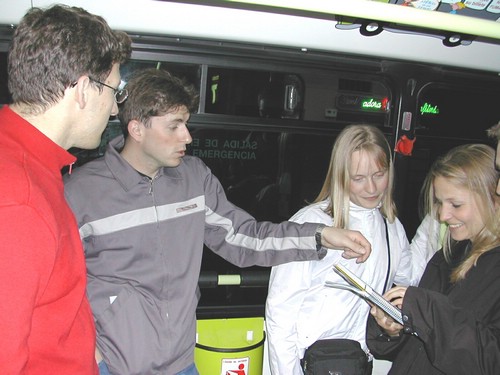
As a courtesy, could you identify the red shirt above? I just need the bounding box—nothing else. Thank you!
[0,106,98,374]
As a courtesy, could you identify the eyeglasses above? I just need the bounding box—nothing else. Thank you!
[89,77,128,104]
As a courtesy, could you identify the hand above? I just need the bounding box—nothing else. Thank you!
[321,227,372,263]
[370,286,408,336]
[383,286,407,309]
[95,347,103,364]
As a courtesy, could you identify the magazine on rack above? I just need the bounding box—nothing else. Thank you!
[325,264,403,325]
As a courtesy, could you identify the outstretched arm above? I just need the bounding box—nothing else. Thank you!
[320,226,372,263]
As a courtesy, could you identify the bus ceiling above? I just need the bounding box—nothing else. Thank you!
[1,0,500,74]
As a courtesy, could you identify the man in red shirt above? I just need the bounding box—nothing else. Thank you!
[0,5,130,374]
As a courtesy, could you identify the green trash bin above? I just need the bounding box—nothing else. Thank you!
[195,317,265,375]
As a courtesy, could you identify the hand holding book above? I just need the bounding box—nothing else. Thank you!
[325,264,404,325]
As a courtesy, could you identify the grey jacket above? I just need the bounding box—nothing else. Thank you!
[64,136,323,375]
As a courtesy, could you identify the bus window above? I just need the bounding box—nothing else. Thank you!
[120,59,201,92]
[206,67,305,119]
[204,66,392,127]
[416,84,500,140]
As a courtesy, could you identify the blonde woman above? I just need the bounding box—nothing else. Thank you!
[266,125,419,375]
[367,143,500,375]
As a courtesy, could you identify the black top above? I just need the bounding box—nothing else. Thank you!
[367,240,500,375]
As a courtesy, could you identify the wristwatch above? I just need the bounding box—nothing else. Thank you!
[315,224,326,251]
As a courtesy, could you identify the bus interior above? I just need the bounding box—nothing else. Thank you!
[1,1,500,373]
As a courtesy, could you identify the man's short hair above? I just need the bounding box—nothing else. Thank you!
[8,4,131,114]
[118,68,199,136]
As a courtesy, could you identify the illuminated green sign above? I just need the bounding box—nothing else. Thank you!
[211,75,219,104]
[420,102,439,115]
[361,97,387,112]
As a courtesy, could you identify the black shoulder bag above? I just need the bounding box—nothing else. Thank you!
[301,338,370,375]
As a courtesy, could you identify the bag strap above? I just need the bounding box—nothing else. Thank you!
[382,218,391,293]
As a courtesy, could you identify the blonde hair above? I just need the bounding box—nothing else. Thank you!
[426,144,500,282]
[313,124,396,228]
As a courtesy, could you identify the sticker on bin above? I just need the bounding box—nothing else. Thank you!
[221,357,249,375]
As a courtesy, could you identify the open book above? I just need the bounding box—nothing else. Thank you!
[325,264,403,325]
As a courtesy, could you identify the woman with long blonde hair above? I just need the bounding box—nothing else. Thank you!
[367,143,500,375]
[266,124,419,375]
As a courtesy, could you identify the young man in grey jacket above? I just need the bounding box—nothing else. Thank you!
[64,68,371,375]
